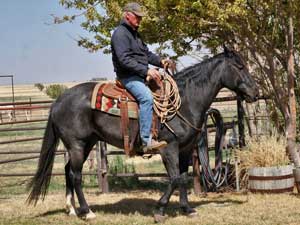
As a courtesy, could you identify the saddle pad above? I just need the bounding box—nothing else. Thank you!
[91,83,138,119]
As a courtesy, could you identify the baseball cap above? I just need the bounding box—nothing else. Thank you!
[123,2,146,17]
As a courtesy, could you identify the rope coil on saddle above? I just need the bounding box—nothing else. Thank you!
[151,71,181,124]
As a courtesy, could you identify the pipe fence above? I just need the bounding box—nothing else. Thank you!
[0,94,270,193]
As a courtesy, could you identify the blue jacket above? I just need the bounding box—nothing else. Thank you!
[111,20,162,79]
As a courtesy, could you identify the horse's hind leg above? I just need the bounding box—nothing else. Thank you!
[65,160,76,216]
[66,143,96,219]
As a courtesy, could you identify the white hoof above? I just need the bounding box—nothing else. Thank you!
[84,210,96,220]
[68,208,77,216]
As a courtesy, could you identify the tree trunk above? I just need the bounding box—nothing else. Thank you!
[286,16,299,166]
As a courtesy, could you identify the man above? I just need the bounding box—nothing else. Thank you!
[111,2,170,152]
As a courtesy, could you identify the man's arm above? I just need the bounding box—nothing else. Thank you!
[143,43,162,68]
[112,31,148,77]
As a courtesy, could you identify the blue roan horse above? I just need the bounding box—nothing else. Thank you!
[27,49,258,221]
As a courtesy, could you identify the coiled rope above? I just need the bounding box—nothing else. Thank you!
[152,72,181,124]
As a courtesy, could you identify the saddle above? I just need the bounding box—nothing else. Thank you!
[91,80,159,156]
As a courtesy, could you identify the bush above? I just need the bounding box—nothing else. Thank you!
[236,133,289,168]
[45,84,68,99]
[235,132,290,188]
[34,83,44,91]
[108,155,139,189]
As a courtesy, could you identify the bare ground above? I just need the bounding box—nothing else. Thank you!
[1,190,300,225]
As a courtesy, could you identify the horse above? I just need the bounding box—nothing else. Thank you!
[27,48,259,221]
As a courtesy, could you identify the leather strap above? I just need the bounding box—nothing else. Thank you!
[129,121,139,154]
[119,91,130,155]
[151,114,159,139]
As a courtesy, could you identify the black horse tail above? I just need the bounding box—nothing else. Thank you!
[27,114,59,205]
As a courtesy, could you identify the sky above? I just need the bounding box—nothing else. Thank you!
[0,0,114,84]
[0,1,200,85]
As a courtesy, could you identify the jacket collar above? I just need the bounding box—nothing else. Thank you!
[120,19,138,36]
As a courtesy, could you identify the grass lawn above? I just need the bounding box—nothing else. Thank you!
[1,190,300,225]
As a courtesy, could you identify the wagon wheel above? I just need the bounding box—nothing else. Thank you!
[196,108,228,192]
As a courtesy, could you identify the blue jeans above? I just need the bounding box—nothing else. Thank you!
[120,76,153,145]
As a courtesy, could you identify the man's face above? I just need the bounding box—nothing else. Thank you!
[125,12,142,30]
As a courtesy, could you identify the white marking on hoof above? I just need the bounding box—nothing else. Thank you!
[84,210,96,220]
[66,193,77,216]
[68,207,77,216]
[187,211,198,218]
[154,214,168,223]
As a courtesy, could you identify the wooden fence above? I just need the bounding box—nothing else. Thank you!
[0,94,269,193]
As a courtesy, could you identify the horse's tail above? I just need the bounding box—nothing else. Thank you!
[27,114,59,205]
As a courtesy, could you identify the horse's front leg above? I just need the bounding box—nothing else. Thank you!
[179,153,198,216]
[155,143,180,222]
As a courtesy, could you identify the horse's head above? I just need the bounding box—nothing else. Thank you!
[221,48,259,103]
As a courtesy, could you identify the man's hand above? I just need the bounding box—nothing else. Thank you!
[161,58,176,74]
[146,68,162,86]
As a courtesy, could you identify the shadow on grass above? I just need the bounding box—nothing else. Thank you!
[89,196,245,217]
[37,195,245,219]
[39,208,66,217]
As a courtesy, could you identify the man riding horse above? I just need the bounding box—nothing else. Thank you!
[27,2,259,222]
[111,2,174,152]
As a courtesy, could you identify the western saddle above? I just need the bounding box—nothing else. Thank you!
[91,80,160,157]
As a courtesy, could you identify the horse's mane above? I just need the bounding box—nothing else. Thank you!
[174,53,225,90]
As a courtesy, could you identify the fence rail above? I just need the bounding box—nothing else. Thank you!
[0,95,269,193]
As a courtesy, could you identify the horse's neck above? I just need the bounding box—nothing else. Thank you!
[181,82,221,116]
[177,72,223,128]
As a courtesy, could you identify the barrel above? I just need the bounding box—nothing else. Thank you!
[248,165,294,193]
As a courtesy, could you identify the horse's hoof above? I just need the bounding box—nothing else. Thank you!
[66,205,77,216]
[181,207,198,218]
[154,213,168,223]
[68,208,77,216]
[187,210,198,218]
[83,210,96,220]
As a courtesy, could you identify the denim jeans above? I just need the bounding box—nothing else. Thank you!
[120,76,153,145]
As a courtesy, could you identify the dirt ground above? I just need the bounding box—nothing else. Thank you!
[1,190,300,225]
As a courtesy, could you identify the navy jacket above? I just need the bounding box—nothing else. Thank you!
[111,20,161,79]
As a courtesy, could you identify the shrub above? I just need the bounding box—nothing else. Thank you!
[34,83,44,91]
[108,155,139,189]
[235,132,290,188]
[45,84,68,99]
[236,133,289,169]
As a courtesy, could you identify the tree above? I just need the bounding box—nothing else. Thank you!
[45,84,68,99]
[57,0,300,162]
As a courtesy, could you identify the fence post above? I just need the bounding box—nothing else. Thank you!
[96,141,109,193]
[237,97,245,147]
[101,142,109,193]
[96,142,102,192]
[192,147,202,194]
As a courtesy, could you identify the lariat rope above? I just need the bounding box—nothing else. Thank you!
[151,71,202,133]
[152,72,181,124]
